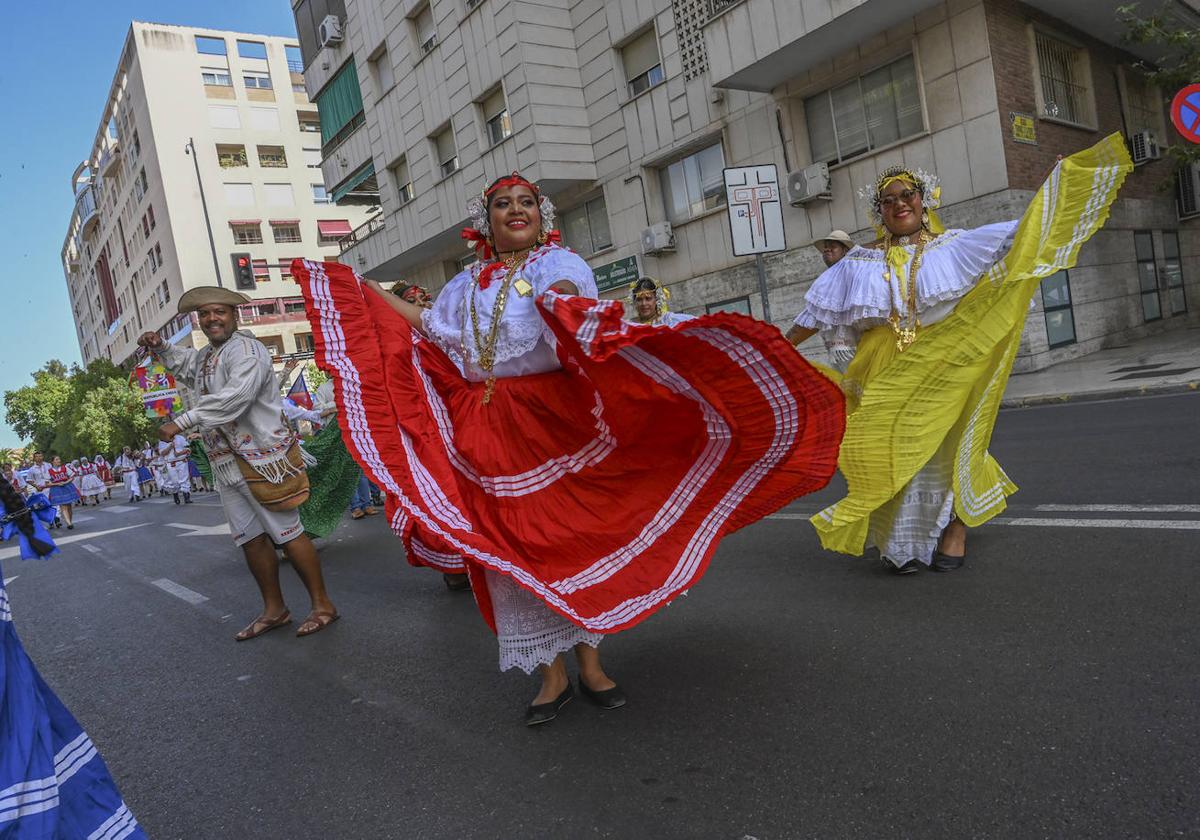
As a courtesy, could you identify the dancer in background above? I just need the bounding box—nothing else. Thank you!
[114,446,141,503]
[94,455,114,500]
[78,458,105,506]
[791,135,1131,575]
[46,456,80,530]
[625,276,694,326]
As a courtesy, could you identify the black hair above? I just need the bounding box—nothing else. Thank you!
[0,476,55,557]
[392,283,420,299]
[632,277,660,294]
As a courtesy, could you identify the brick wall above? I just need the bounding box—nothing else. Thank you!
[983,0,1175,199]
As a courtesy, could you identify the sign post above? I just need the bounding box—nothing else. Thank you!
[723,164,786,323]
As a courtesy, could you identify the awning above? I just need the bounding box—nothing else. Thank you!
[228,219,261,226]
[269,219,301,225]
[331,162,376,203]
[317,219,353,238]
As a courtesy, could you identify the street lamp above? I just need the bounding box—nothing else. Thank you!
[185,137,224,287]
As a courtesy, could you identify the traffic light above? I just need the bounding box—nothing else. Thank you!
[231,252,255,290]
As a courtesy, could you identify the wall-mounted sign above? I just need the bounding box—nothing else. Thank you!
[1010,112,1037,145]
[723,165,786,256]
[593,254,641,293]
[1170,84,1200,144]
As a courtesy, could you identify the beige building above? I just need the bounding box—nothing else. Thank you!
[294,0,1199,371]
[61,21,374,369]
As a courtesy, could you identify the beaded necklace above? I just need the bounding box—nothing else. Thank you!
[881,227,934,352]
[463,250,531,404]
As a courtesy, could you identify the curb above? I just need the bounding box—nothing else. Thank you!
[1000,380,1199,409]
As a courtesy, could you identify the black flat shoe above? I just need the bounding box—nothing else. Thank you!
[525,683,573,727]
[579,679,626,710]
[442,573,471,592]
[890,559,921,575]
[931,552,965,572]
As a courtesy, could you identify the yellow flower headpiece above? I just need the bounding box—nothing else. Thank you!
[628,276,671,318]
[859,166,945,238]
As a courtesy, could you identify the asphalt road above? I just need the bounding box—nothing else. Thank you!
[5,393,1198,839]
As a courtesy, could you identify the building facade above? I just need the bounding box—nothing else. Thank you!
[293,0,1199,371]
[61,21,374,368]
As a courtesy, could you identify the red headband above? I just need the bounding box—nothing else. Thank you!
[485,173,539,199]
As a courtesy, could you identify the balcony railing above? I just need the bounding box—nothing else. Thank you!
[287,59,304,73]
[339,214,386,253]
[707,0,744,17]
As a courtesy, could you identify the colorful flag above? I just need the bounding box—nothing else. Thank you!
[287,370,313,410]
[131,361,183,419]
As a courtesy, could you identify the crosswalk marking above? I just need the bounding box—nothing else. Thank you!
[150,578,209,605]
[0,525,149,560]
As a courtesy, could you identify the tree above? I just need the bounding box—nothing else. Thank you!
[1119,3,1200,172]
[4,361,72,455]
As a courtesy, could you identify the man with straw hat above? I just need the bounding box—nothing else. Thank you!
[138,287,338,640]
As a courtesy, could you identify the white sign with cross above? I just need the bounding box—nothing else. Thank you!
[723,164,786,257]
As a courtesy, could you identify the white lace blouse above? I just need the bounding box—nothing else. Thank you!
[421,243,598,381]
[794,222,1020,347]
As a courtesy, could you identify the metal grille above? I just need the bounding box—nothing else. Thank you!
[1035,32,1089,124]
[674,0,710,81]
[707,0,742,16]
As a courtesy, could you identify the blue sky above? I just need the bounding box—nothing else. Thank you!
[0,1,297,449]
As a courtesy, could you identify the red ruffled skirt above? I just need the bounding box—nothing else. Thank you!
[295,260,845,634]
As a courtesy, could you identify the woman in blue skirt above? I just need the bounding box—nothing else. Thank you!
[45,456,81,530]
[0,477,147,837]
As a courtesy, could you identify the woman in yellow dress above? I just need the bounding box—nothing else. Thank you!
[790,134,1132,574]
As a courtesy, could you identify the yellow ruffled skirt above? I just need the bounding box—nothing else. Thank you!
[812,133,1132,557]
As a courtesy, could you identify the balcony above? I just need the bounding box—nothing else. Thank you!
[338,214,392,275]
[321,121,373,200]
[98,141,121,176]
[338,213,386,254]
[236,298,310,326]
[704,0,939,92]
[76,184,100,238]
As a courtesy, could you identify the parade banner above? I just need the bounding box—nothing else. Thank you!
[131,361,183,419]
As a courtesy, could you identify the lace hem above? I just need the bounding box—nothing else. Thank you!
[497,625,604,674]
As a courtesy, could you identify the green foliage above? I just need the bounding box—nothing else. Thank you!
[1118,3,1200,171]
[3,359,155,460]
[303,361,329,391]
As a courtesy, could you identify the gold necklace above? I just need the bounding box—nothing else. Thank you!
[466,250,530,403]
[882,229,930,352]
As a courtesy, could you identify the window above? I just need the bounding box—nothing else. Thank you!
[303,148,322,169]
[370,47,395,94]
[433,126,458,178]
[257,145,288,168]
[272,223,303,243]
[805,54,923,165]
[315,63,365,152]
[318,219,352,245]
[131,130,141,160]
[155,242,163,266]
[415,5,437,54]
[195,36,227,56]
[562,196,613,255]
[1162,231,1187,315]
[253,259,270,281]
[481,87,512,146]
[1040,271,1076,348]
[264,184,295,206]
[281,259,301,280]
[298,111,321,133]
[1032,29,1095,127]
[147,205,156,229]
[244,72,274,90]
[292,0,348,68]
[296,333,316,353]
[293,83,307,94]
[1135,231,1162,322]
[224,183,255,206]
[312,183,330,204]
[622,28,664,98]
[148,247,159,273]
[285,45,303,73]
[208,105,241,129]
[237,40,268,60]
[141,214,150,237]
[660,141,726,223]
[217,144,248,168]
[390,158,414,205]
[1120,66,1166,139]
[231,222,263,244]
[202,69,232,87]
[706,296,751,315]
[249,107,280,131]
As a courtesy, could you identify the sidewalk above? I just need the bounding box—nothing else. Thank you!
[1002,325,1200,407]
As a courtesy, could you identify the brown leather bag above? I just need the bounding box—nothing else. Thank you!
[233,442,310,511]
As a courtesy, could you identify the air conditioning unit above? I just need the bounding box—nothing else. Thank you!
[787,162,832,205]
[641,222,675,254]
[319,15,344,47]
[1129,130,1160,166]
[1177,161,1200,219]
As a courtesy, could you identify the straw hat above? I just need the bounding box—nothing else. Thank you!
[811,230,855,249]
[177,286,251,314]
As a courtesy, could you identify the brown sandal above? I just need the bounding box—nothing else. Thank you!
[234,610,291,641]
[296,610,340,637]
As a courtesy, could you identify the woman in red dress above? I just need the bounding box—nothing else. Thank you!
[294,173,845,725]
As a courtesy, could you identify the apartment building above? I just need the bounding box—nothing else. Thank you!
[61,21,373,368]
[294,0,1199,371]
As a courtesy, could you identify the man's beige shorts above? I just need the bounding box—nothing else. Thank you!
[218,481,305,547]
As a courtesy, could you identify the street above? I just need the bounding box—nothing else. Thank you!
[6,393,1199,839]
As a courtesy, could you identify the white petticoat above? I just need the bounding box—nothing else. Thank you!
[485,570,603,674]
[867,436,957,567]
[79,475,105,496]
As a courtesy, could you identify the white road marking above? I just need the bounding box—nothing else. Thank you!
[0,524,149,560]
[3,576,17,585]
[151,578,209,605]
[72,515,95,524]
[98,505,137,513]
[996,517,1200,530]
[167,522,232,537]
[1035,503,1200,514]
[766,513,810,520]
[81,545,102,555]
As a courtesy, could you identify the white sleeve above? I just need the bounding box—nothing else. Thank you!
[533,247,597,298]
